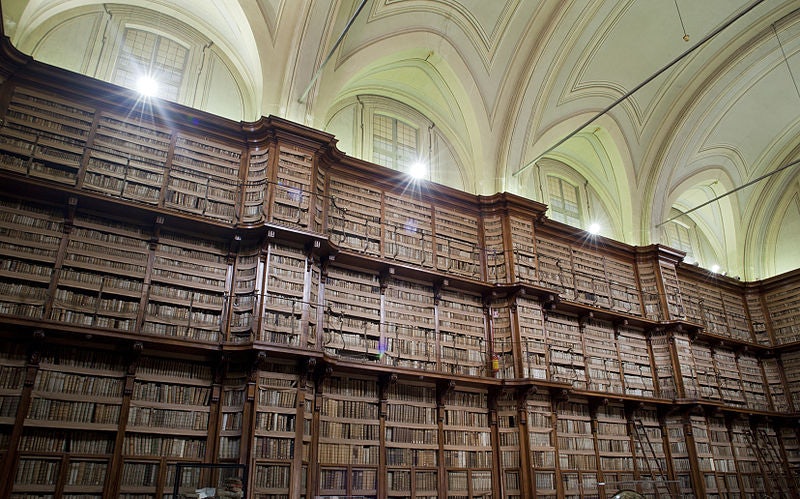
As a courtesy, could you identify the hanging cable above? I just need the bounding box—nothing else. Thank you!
[772,23,800,102]
[299,0,370,104]
[674,0,690,42]
[512,0,767,178]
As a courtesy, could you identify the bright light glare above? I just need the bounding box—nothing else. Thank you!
[409,161,427,179]
[587,223,601,235]
[710,264,720,273]
[136,76,159,97]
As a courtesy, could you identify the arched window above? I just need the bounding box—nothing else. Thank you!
[546,175,582,226]
[112,29,189,101]
[372,114,419,171]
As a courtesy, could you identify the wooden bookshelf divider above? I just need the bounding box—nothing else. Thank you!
[382,276,437,371]
[437,288,486,376]
[527,393,557,498]
[383,191,434,268]
[0,197,64,320]
[327,177,382,256]
[317,374,380,498]
[441,385,492,499]
[322,265,381,362]
[385,379,439,498]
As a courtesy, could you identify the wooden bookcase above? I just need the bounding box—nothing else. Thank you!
[432,205,481,280]
[664,415,694,498]
[260,242,310,347]
[437,289,486,377]
[322,265,382,362]
[121,355,213,498]
[0,197,63,320]
[0,49,799,499]
[0,86,92,187]
[384,379,439,499]
[270,146,314,229]
[383,276,437,371]
[250,360,307,499]
[317,374,380,498]
[554,397,599,498]
[527,393,557,498]
[516,294,547,381]
[508,213,537,284]
[440,385,492,499]
[84,112,171,205]
[594,402,633,494]
[384,191,434,269]
[496,389,522,499]
[144,230,227,342]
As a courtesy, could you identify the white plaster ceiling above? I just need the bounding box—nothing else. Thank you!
[2,0,800,279]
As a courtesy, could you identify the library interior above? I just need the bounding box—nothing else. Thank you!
[0,0,799,497]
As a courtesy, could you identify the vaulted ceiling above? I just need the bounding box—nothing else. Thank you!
[2,0,799,280]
